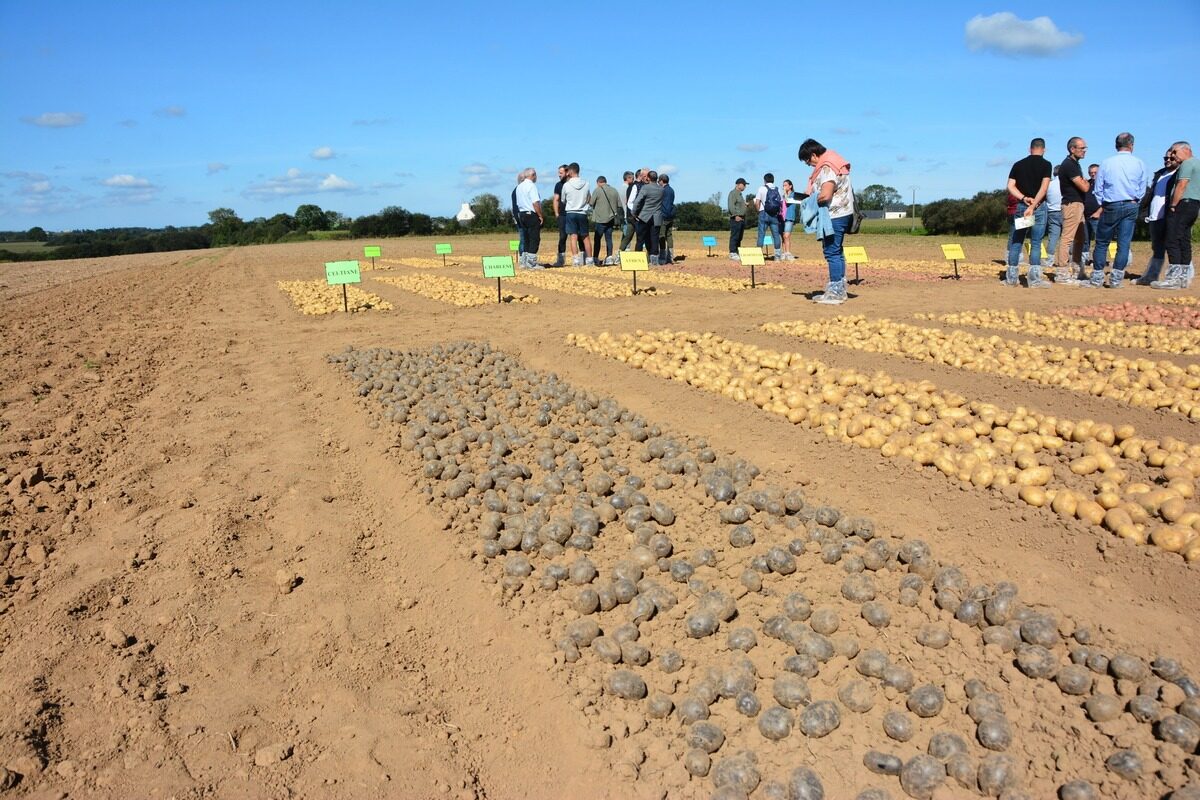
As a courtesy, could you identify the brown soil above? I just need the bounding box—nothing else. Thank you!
[1,234,1195,800]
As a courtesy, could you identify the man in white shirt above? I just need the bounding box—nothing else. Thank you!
[514,168,543,269]
[560,162,593,266]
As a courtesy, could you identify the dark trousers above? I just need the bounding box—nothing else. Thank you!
[1166,199,1198,265]
[593,222,616,258]
[519,212,541,256]
[635,219,659,256]
[729,217,745,253]
[619,216,636,250]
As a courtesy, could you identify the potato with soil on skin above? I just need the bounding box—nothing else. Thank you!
[864,750,903,776]
[1157,713,1200,751]
[787,766,825,800]
[899,754,946,800]
[773,673,812,709]
[757,706,794,741]
[1057,780,1098,800]
[838,679,876,713]
[799,700,841,738]
[688,721,726,754]
[1104,749,1142,781]
[607,669,647,700]
[977,753,1023,797]
[907,685,945,718]
[711,752,761,795]
[976,713,1013,751]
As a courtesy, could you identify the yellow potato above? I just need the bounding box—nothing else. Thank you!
[1019,485,1047,507]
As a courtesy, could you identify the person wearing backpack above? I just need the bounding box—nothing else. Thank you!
[755,173,784,259]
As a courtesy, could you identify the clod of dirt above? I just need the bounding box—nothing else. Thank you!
[0,767,20,791]
[274,569,300,595]
[838,679,876,713]
[101,622,132,648]
[253,743,293,767]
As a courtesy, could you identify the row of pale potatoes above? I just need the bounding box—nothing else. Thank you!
[921,308,1200,356]
[763,316,1200,420]
[567,329,1200,561]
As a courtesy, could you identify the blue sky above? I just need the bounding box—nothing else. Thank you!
[2,1,1197,231]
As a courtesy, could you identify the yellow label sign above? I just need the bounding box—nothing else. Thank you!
[941,244,965,260]
[620,251,648,272]
[1108,242,1117,259]
[844,246,868,263]
[738,247,765,266]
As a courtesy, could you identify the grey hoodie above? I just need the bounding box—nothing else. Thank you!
[561,177,590,214]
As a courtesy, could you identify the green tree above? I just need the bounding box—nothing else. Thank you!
[856,184,903,211]
[468,193,507,231]
[207,207,244,246]
[26,226,48,241]
[294,204,328,231]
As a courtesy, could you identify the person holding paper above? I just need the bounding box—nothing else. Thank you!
[727,178,748,260]
[1087,132,1149,288]
[779,179,803,261]
[514,168,543,269]
[1004,138,1053,287]
[799,138,855,305]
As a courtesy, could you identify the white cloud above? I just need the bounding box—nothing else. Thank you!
[965,12,1082,57]
[102,174,153,188]
[872,166,893,177]
[310,146,335,160]
[25,181,52,195]
[459,162,505,189]
[896,154,909,162]
[22,112,85,128]
[657,164,677,176]
[737,144,768,153]
[242,168,358,199]
[986,156,1009,167]
[207,162,229,175]
[154,105,187,118]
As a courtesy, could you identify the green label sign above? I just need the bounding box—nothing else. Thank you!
[482,256,515,278]
[509,239,520,252]
[435,243,453,255]
[325,260,361,285]
[363,245,381,258]
[738,247,765,266]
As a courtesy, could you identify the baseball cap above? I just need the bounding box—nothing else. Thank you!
[735,178,747,185]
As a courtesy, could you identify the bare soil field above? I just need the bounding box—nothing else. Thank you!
[1,233,1197,800]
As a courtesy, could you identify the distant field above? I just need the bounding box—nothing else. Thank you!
[0,241,58,253]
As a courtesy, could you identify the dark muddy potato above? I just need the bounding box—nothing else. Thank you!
[784,654,820,679]
[928,731,969,761]
[1153,656,1185,682]
[982,626,1019,652]
[838,679,876,713]
[686,611,719,639]
[607,669,647,700]
[856,791,892,800]
[735,690,762,717]
[688,721,726,754]
[977,753,1022,796]
[727,627,758,652]
[1128,695,1162,724]
[684,748,710,777]
[956,599,985,627]
[1109,653,1149,682]
[592,636,622,664]
[758,706,794,741]
[773,673,811,709]
[857,649,889,679]
[799,700,841,738]
[1015,644,1058,679]
[883,666,915,694]
[947,754,977,791]
[1157,714,1200,751]
[861,601,891,628]
[788,766,825,800]
[711,752,761,795]
[810,608,840,636]
[842,573,877,602]
[907,685,945,718]
[646,693,674,719]
[1019,614,1059,648]
[1104,749,1142,781]
[678,695,710,723]
[783,593,813,621]
[899,754,946,800]
[917,624,951,650]
[976,713,1013,751]
[864,750,902,775]
[1054,664,1092,696]
[620,640,651,666]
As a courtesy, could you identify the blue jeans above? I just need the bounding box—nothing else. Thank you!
[1007,202,1048,267]
[1092,200,1138,275]
[1082,215,1099,258]
[729,217,745,253]
[592,221,615,258]
[757,211,782,252]
[822,215,853,283]
[1045,209,1062,262]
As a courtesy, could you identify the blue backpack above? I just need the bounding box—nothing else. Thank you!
[764,185,782,216]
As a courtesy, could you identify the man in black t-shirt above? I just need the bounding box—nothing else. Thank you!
[1055,137,1092,283]
[552,164,569,267]
[1005,138,1053,287]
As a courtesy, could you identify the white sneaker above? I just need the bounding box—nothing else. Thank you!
[585,257,595,266]
[730,253,741,261]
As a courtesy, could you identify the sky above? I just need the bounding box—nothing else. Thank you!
[2,1,1198,231]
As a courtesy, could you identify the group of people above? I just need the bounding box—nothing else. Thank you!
[509,139,859,304]
[510,165,677,269]
[726,140,858,303]
[1005,133,1197,290]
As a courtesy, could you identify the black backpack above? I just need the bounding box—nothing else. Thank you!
[763,185,782,216]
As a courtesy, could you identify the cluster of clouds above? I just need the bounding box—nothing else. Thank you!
[965,12,1082,56]
[242,168,357,200]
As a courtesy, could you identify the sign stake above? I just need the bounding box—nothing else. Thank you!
[737,247,765,289]
[342,283,348,313]
[619,250,648,294]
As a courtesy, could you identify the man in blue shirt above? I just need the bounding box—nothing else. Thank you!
[1087,132,1149,288]
[658,174,676,264]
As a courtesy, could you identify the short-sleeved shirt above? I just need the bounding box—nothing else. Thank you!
[815,166,855,218]
[1178,157,1200,202]
[1009,154,1052,199]
[1059,156,1085,204]
[515,179,540,212]
[553,178,566,208]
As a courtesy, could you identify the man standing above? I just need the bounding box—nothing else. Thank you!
[1055,137,1091,284]
[1044,165,1062,269]
[633,170,664,264]
[1005,138,1053,287]
[588,175,623,265]
[755,173,784,259]
[560,162,593,266]
[658,174,676,264]
[1157,141,1199,290]
[511,172,526,261]
[1088,132,1149,288]
[514,168,543,269]
[619,171,639,251]
[727,178,748,260]
[552,164,569,267]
